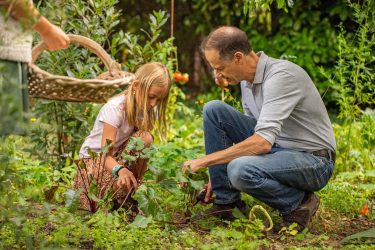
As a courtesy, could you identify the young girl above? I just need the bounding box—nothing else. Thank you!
[74,62,171,211]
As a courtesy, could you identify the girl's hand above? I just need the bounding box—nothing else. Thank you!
[117,168,138,191]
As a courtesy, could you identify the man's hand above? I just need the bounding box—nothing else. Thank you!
[194,179,214,204]
[204,179,213,203]
[182,158,208,174]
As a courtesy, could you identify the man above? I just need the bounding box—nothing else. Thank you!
[0,0,70,135]
[182,26,336,231]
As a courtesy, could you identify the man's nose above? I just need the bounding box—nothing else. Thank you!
[215,72,224,80]
[213,69,221,76]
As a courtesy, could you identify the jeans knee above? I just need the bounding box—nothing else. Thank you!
[203,100,226,119]
[228,157,264,190]
[227,158,247,190]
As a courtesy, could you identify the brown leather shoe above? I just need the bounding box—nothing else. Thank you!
[274,192,320,233]
[194,200,247,221]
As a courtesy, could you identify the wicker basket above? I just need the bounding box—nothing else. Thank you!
[28,34,134,103]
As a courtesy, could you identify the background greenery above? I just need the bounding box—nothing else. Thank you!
[0,0,374,249]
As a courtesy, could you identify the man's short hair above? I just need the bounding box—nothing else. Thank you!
[201,26,252,60]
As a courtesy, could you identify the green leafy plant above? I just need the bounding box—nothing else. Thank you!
[333,110,375,173]
[243,0,294,16]
[341,227,375,245]
[321,0,374,169]
[277,223,308,241]
[68,137,155,213]
[116,10,176,72]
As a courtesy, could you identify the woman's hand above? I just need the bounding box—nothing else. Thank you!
[117,167,138,191]
[34,17,70,51]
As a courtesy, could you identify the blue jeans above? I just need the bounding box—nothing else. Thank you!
[203,100,334,215]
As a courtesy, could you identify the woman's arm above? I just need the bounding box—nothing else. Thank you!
[1,0,40,28]
[101,123,137,191]
[0,0,69,51]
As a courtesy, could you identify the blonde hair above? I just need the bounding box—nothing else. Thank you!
[124,62,171,139]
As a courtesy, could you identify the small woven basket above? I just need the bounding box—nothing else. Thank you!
[28,34,134,103]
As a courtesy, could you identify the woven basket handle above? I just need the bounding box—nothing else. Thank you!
[31,34,121,72]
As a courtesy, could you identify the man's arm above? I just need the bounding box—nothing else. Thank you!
[0,0,69,51]
[182,133,272,173]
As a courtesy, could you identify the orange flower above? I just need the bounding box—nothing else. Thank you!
[360,203,369,215]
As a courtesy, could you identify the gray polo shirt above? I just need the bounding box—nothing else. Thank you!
[241,51,336,153]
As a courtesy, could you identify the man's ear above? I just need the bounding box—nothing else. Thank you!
[234,52,243,64]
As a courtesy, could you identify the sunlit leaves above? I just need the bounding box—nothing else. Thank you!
[64,188,82,212]
[133,185,158,217]
[129,214,153,228]
[243,0,294,17]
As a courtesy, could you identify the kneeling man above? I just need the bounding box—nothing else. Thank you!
[183,26,336,231]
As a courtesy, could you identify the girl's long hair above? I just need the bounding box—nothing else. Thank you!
[124,62,171,140]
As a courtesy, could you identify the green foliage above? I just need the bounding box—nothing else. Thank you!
[320,0,375,172]
[319,170,375,217]
[277,223,306,241]
[243,0,294,16]
[116,10,176,72]
[122,136,157,162]
[133,185,160,217]
[244,0,342,103]
[0,136,55,248]
[333,110,375,173]
[131,115,207,222]
[322,0,375,121]
[1,121,374,250]
[341,227,375,245]
[148,0,354,108]
[129,214,153,228]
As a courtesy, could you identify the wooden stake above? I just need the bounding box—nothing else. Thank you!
[171,0,174,38]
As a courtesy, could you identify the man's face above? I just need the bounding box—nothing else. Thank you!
[204,49,243,85]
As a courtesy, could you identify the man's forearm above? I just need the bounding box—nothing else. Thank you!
[204,133,272,167]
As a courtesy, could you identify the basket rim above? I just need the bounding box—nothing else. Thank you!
[31,34,119,70]
[29,64,134,87]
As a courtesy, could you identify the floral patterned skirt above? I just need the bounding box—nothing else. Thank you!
[73,134,147,211]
